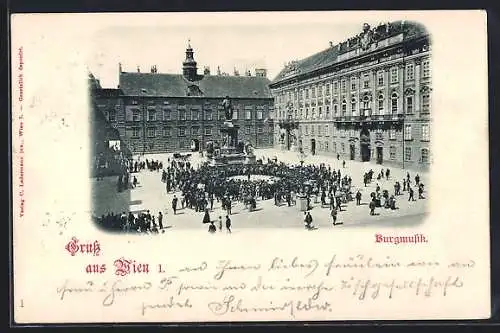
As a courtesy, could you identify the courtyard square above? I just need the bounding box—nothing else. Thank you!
[91,148,429,232]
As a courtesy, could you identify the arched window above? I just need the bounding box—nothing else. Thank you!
[362,95,370,114]
[351,97,357,115]
[391,93,398,114]
[378,94,384,115]
[341,99,347,115]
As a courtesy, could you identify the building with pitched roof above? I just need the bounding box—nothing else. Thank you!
[91,43,274,155]
[270,21,432,170]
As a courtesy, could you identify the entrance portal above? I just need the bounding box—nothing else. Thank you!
[350,144,355,160]
[311,139,316,155]
[191,139,200,152]
[376,147,383,164]
[360,129,371,162]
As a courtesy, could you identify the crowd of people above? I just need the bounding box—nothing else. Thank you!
[95,151,427,232]
[94,210,165,233]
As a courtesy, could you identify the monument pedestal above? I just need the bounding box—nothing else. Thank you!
[297,195,308,211]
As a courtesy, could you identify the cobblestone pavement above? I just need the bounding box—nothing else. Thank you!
[91,149,429,231]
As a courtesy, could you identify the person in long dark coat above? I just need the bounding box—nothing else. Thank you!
[158,212,163,229]
[172,195,178,214]
[225,215,232,233]
[202,209,211,224]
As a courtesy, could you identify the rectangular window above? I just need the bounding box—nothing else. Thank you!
[133,110,141,122]
[342,102,347,115]
[311,125,315,135]
[325,125,329,136]
[404,124,412,140]
[326,84,330,95]
[147,127,156,137]
[326,106,330,118]
[192,110,199,120]
[246,126,251,134]
[389,128,396,140]
[423,59,430,78]
[163,127,171,137]
[406,96,413,114]
[180,110,186,121]
[334,104,338,115]
[390,146,396,160]
[333,82,339,94]
[318,85,323,97]
[163,108,171,120]
[148,110,156,121]
[421,148,429,163]
[132,127,140,138]
[351,77,357,91]
[312,87,316,98]
[341,142,345,153]
[363,73,370,89]
[205,127,212,135]
[305,125,309,135]
[325,142,329,151]
[406,63,414,81]
[422,124,430,141]
[341,79,346,92]
[377,71,384,86]
[422,94,430,113]
[178,127,186,136]
[257,126,263,134]
[405,147,412,161]
[246,110,252,120]
[206,111,213,121]
[257,110,263,120]
[191,127,199,135]
[351,100,357,115]
[390,67,398,83]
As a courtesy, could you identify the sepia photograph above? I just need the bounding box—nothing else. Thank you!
[90,20,431,234]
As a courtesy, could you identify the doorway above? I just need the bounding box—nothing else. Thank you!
[349,144,355,160]
[191,139,200,152]
[311,139,316,155]
[376,147,383,164]
[360,128,371,162]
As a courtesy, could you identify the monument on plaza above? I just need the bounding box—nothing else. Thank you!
[208,96,253,166]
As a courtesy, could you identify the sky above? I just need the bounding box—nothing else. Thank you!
[85,12,397,88]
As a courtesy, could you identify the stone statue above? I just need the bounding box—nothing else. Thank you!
[222,96,233,121]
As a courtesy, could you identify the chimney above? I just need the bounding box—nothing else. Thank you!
[217,66,221,76]
[119,62,123,73]
[234,67,240,76]
[255,68,267,78]
[329,41,333,47]
[204,66,210,75]
[246,69,251,76]
[137,66,140,73]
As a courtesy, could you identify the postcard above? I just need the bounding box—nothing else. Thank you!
[11,10,490,323]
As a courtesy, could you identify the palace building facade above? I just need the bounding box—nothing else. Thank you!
[91,43,274,155]
[270,21,432,170]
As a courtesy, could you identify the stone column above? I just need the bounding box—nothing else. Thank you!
[398,63,405,115]
[384,66,390,115]
[414,58,422,116]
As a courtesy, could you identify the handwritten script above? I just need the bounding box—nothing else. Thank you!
[55,254,476,319]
